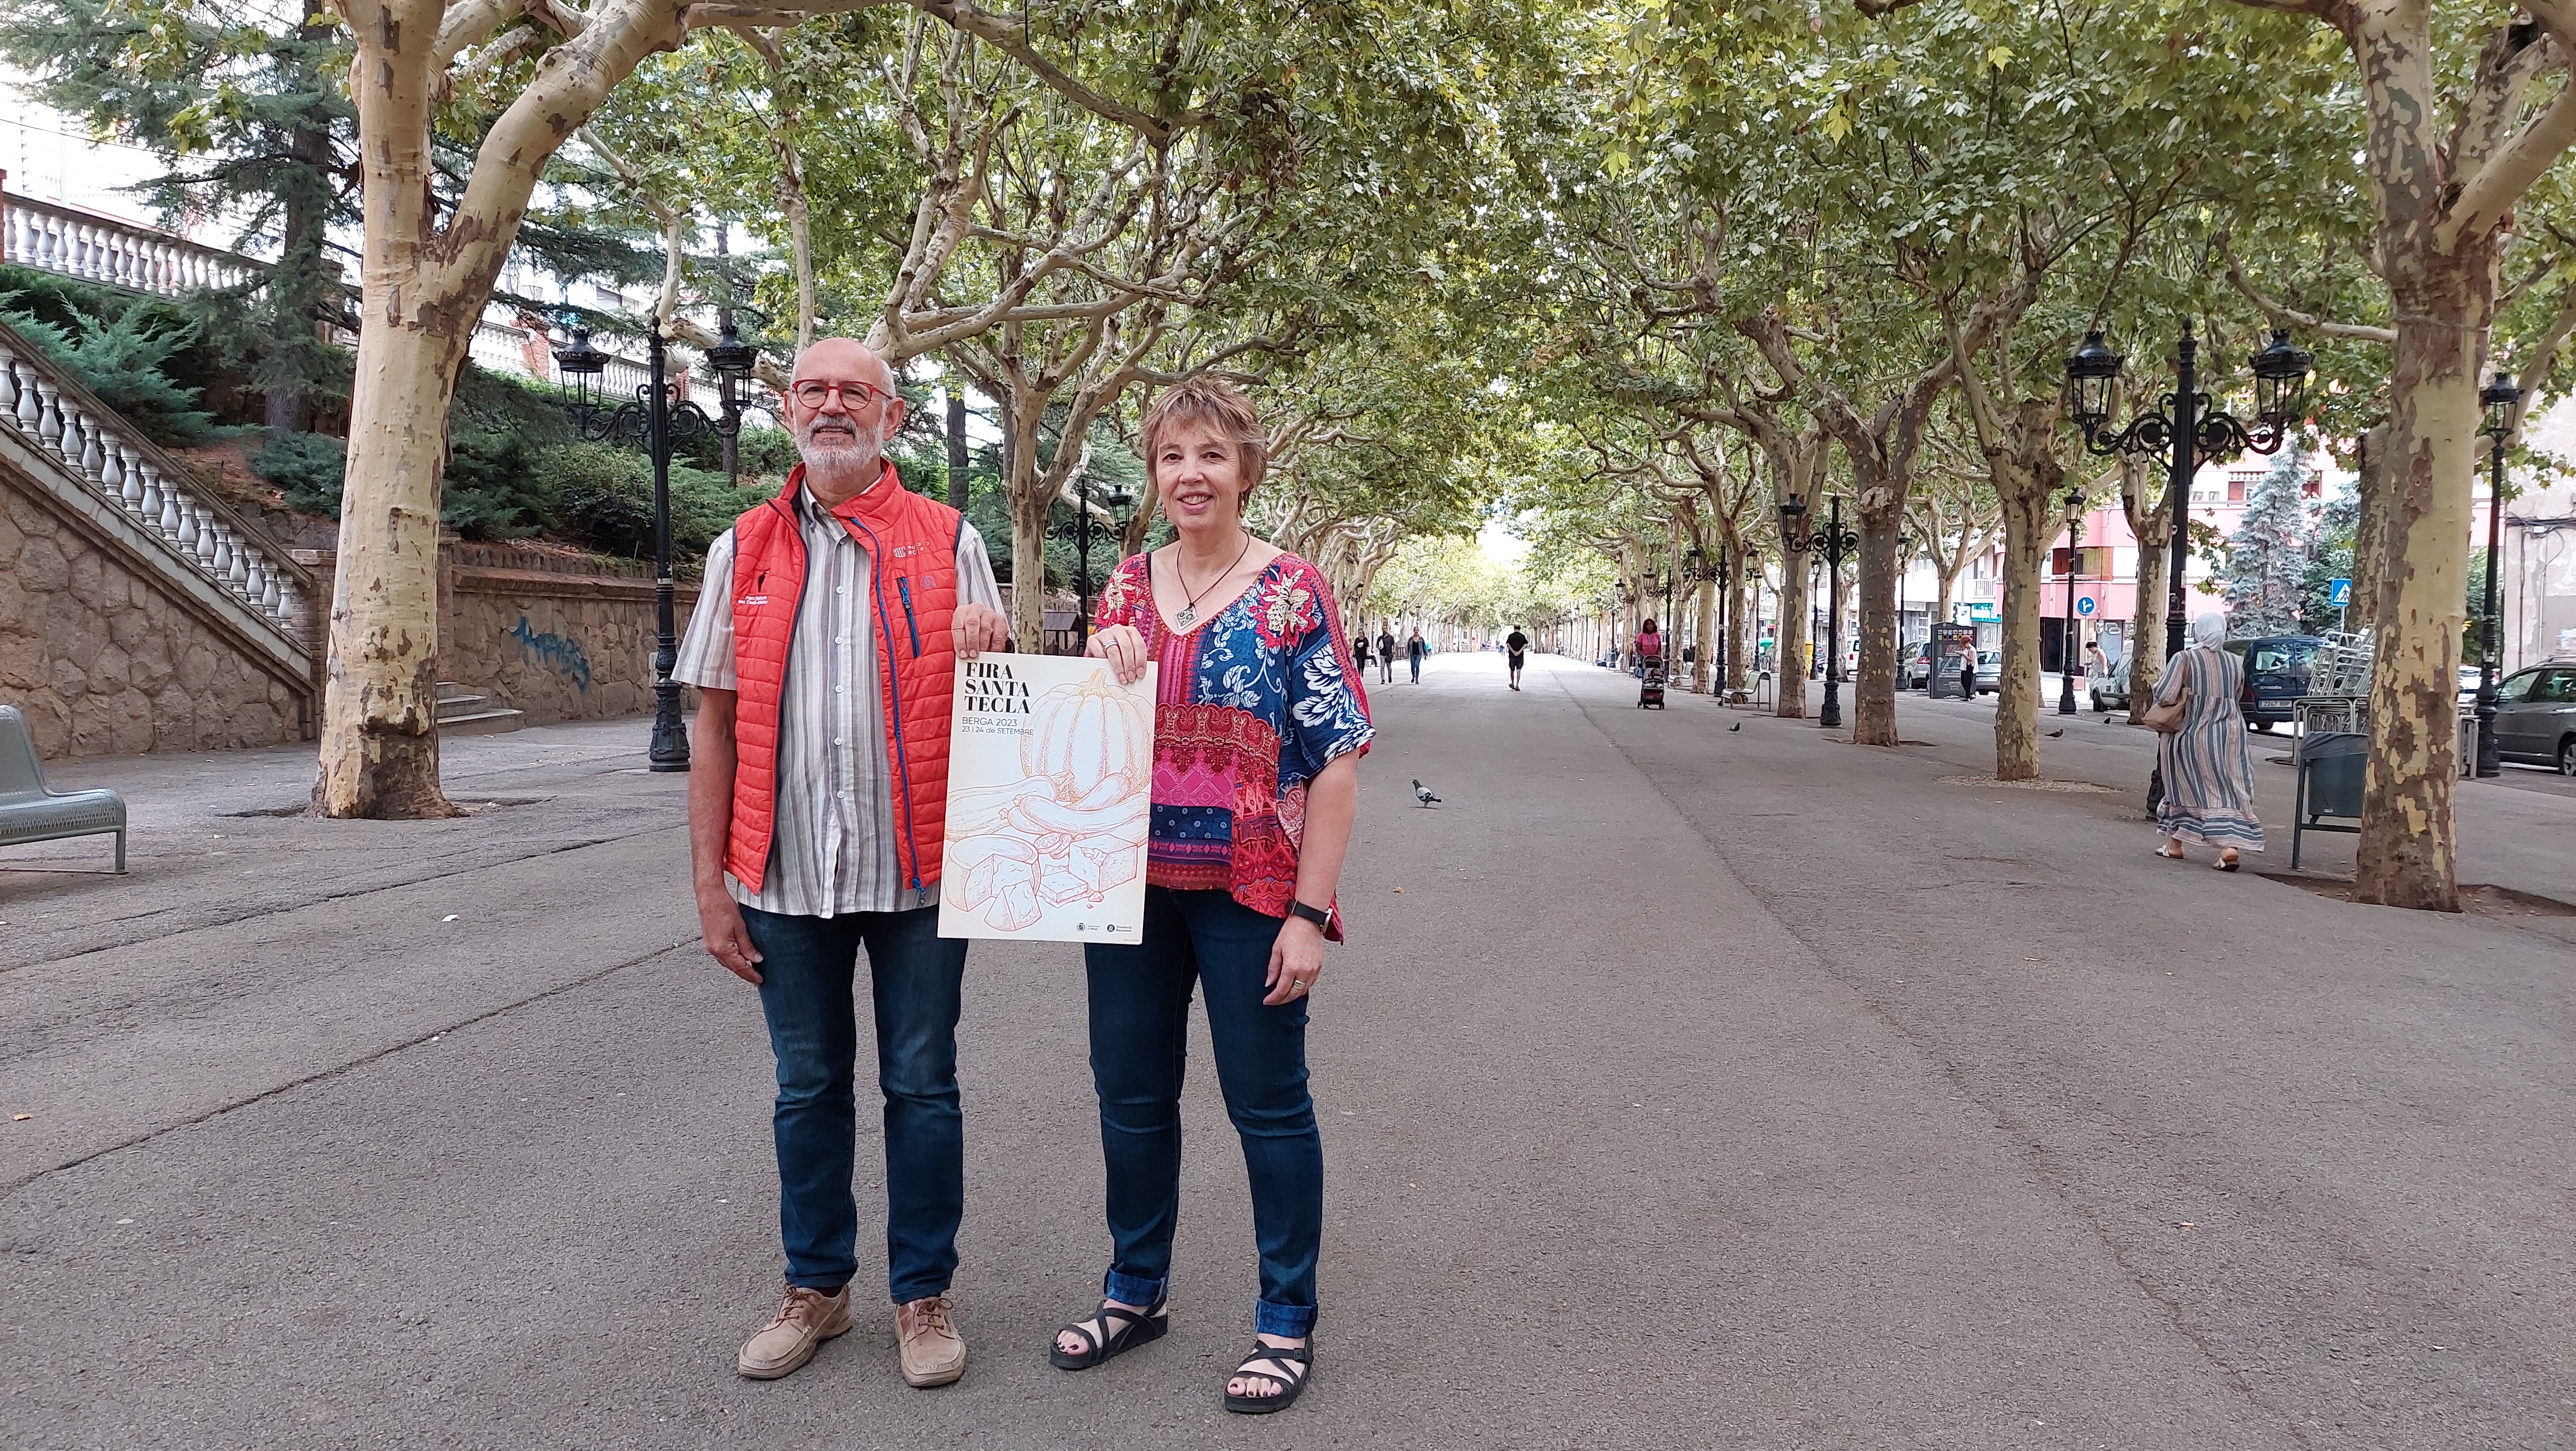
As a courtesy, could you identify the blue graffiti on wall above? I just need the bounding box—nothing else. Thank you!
[509,616,593,692]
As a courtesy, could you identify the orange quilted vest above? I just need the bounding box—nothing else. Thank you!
[724,460,962,897]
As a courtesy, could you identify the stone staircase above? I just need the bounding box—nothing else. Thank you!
[435,682,525,737]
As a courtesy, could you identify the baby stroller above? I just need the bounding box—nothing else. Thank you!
[1638,659,1667,708]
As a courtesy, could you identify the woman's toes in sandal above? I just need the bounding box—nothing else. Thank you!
[1223,1338,1312,1415]
[1050,1295,1168,1371]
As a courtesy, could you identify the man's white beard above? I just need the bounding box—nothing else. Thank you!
[797,415,886,488]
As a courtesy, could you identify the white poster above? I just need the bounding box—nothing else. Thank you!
[938,654,1158,943]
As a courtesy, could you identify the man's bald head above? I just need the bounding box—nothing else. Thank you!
[782,337,905,504]
[790,337,895,392]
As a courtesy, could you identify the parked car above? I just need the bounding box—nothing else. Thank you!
[1904,641,1934,689]
[1972,649,2002,695]
[2222,634,2324,731]
[2087,654,2130,712]
[2490,664,2576,775]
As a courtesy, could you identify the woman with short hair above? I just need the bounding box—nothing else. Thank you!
[1053,376,1372,1414]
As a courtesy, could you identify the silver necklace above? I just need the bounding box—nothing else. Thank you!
[1173,534,1254,629]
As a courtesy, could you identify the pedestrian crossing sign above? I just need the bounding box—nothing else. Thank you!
[2328,577,2352,608]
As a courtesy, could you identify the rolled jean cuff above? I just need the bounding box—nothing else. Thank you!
[1102,1268,1165,1309]
[1255,1297,1316,1339]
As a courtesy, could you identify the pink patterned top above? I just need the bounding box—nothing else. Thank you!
[1092,550,1374,937]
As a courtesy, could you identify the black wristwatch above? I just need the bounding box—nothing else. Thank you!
[1285,899,1330,929]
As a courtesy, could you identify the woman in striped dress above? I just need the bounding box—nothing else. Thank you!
[2151,613,2263,870]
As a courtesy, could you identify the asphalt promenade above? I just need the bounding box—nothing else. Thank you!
[3,654,2570,1449]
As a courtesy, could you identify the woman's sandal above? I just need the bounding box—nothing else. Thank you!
[1048,1294,1168,1371]
[2155,845,2185,860]
[1222,1340,1312,1415]
[2214,853,2241,873]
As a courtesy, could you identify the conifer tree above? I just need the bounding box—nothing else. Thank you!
[2223,441,2317,637]
[0,0,349,429]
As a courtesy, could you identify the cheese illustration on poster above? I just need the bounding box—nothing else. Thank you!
[939,654,1157,942]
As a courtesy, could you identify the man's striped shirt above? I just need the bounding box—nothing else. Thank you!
[674,483,1003,917]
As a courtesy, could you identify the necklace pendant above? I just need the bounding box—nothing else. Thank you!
[1175,605,1196,627]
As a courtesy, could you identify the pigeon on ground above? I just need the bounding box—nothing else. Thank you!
[1412,778,1441,807]
[2046,728,2065,738]
[1730,722,1743,732]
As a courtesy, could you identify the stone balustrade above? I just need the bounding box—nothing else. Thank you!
[0,322,309,652]
[1,192,264,298]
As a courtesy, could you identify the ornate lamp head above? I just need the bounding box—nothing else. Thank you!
[2063,330,2123,432]
[2481,371,2523,440]
[2249,329,2313,430]
[554,325,608,413]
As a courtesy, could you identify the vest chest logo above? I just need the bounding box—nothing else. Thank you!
[738,593,771,607]
[890,543,923,559]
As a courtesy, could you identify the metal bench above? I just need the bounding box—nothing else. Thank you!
[0,704,128,873]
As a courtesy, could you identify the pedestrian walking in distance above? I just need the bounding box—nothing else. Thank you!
[1407,627,1427,684]
[1353,630,1372,680]
[1505,625,1529,689]
[1635,619,1663,678]
[1074,376,1373,1414]
[2149,613,2264,870]
[1376,625,1396,685]
[675,337,1013,1386]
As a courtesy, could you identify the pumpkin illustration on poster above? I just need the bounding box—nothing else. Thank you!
[1027,675,1152,801]
[944,666,1155,936]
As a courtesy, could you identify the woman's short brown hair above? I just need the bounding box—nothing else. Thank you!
[1138,376,1269,503]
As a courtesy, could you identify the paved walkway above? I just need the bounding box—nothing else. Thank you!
[3,656,2569,1449]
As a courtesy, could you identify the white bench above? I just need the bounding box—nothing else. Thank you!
[0,704,128,873]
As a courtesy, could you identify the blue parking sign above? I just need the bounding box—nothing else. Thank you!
[2328,577,2352,608]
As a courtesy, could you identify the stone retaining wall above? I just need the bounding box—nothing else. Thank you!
[445,554,699,724]
[2,470,312,758]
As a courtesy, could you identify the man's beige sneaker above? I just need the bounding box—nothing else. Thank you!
[895,1294,967,1387]
[738,1281,852,1380]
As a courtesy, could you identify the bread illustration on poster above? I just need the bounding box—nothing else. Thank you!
[939,654,1156,942]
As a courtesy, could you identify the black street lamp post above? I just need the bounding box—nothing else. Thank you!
[2058,486,2087,715]
[2476,372,2520,778]
[1783,495,1860,728]
[556,321,757,772]
[1072,476,1135,647]
[2066,325,2311,664]
[1660,561,1676,651]
[1809,556,1824,680]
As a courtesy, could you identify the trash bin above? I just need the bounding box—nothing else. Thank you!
[2292,730,2367,868]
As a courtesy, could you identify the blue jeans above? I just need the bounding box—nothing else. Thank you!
[1084,888,1321,1339]
[741,903,967,1303]
[1409,654,1421,682]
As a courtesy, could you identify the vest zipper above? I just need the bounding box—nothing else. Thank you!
[853,516,925,892]
[898,577,922,658]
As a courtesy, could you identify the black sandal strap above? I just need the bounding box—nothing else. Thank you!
[1234,1343,1311,1383]
[1058,1296,1164,1362]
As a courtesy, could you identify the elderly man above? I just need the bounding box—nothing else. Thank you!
[674,337,1011,1385]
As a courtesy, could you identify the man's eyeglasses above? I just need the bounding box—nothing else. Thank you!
[787,380,892,410]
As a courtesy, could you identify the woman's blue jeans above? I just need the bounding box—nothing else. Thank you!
[741,903,967,1304]
[1084,887,1322,1338]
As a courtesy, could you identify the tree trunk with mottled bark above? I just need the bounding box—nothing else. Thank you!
[2362,254,2492,910]
[1852,484,1901,745]
[2349,420,2393,640]
[1988,398,2066,781]
[2118,451,2169,722]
